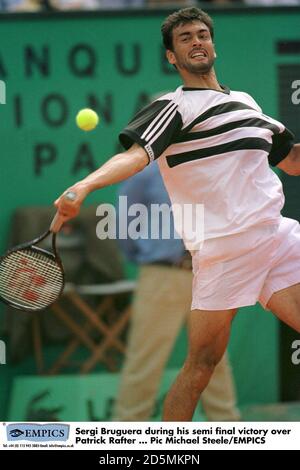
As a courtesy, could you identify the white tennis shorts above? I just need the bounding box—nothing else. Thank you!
[191,217,300,311]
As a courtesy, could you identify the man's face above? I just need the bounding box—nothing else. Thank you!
[167,21,216,75]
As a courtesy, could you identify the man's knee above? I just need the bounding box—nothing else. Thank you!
[184,343,223,396]
[184,308,236,396]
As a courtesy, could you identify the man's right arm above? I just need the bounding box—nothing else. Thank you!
[54,143,149,225]
[53,96,181,228]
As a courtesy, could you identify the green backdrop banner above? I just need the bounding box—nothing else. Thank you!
[0,9,299,251]
[8,370,192,422]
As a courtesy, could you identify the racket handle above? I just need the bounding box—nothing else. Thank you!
[50,191,77,233]
[50,213,65,233]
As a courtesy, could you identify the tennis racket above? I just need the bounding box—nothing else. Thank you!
[0,191,77,312]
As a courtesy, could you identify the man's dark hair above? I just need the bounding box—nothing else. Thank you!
[161,7,214,51]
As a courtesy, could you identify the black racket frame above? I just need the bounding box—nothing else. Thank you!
[0,230,65,312]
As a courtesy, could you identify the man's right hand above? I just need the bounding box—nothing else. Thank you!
[54,182,90,223]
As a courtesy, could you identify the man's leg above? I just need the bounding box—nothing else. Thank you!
[267,283,300,333]
[201,350,240,421]
[163,308,237,421]
[112,265,192,421]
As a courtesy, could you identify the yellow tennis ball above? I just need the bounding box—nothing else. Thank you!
[76,108,99,131]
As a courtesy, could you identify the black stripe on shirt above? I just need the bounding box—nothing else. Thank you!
[166,137,271,168]
[119,99,175,150]
[174,117,280,143]
[119,99,183,160]
[182,101,258,133]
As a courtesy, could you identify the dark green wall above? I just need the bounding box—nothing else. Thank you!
[0,9,299,253]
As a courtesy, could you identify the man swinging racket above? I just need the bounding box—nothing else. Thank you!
[54,7,300,421]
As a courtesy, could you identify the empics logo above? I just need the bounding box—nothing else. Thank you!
[9,429,24,438]
[7,423,69,441]
[0,80,5,104]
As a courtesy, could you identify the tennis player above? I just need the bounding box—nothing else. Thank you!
[55,7,300,421]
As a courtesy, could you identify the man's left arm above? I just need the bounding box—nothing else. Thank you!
[277,144,300,176]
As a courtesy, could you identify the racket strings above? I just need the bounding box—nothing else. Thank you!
[0,249,63,310]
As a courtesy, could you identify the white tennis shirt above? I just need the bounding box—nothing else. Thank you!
[120,86,294,248]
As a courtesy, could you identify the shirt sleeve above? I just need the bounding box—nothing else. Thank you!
[119,99,183,162]
[268,127,295,166]
[242,92,263,113]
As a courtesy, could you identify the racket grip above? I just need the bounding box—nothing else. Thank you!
[50,191,77,233]
[50,213,65,233]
